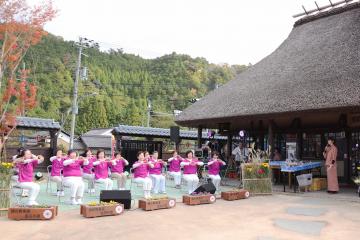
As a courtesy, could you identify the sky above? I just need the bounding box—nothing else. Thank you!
[35,0,335,65]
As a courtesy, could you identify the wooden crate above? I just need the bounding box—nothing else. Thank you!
[310,178,327,191]
[8,206,58,220]
[221,190,250,201]
[80,204,124,218]
[138,198,176,211]
[183,194,216,205]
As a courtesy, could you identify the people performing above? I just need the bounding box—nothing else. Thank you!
[9,148,228,206]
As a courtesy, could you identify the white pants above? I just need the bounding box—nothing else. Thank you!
[17,182,40,205]
[110,173,127,189]
[169,171,182,185]
[150,174,166,194]
[50,176,63,191]
[95,178,113,190]
[209,174,221,190]
[63,177,84,199]
[82,173,95,189]
[133,177,152,191]
[183,174,199,194]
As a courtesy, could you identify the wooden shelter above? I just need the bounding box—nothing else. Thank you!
[176,2,360,184]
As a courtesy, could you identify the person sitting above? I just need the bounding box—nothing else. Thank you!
[167,150,183,189]
[207,151,226,192]
[181,150,204,194]
[132,151,154,199]
[91,149,113,190]
[110,151,129,190]
[62,150,85,205]
[149,151,166,194]
[13,149,44,205]
[49,149,65,196]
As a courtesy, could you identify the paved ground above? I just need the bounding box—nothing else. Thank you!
[1,191,359,240]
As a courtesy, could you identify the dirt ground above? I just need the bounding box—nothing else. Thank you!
[1,194,359,240]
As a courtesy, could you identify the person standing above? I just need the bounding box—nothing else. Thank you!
[323,137,339,194]
[232,142,248,163]
[168,150,183,188]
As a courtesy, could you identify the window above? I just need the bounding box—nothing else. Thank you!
[302,133,322,159]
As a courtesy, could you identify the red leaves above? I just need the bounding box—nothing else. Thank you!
[0,0,56,136]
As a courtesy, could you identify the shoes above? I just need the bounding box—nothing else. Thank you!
[66,199,78,205]
[27,201,39,206]
[76,199,83,204]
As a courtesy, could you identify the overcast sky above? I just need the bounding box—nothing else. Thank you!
[39,0,333,65]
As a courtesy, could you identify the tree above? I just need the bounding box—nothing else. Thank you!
[0,0,56,155]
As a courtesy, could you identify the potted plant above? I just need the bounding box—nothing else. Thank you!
[183,192,216,205]
[221,189,250,201]
[0,162,14,216]
[241,144,272,195]
[353,177,360,198]
[8,205,58,220]
[80,201,124,218]
[138,195,176,211]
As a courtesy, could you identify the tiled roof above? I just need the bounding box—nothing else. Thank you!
[80,135,112,149]
[16,117,61,129]
[113,125,226,140]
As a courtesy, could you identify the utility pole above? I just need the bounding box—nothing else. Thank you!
[69,37,98,149]
[146,98,151,127]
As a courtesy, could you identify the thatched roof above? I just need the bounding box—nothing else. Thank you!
[176,2,360,128]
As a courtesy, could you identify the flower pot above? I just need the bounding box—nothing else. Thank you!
[138,198,176,211]
[80,204,124,218]
[8,206,58,220]
[183,194,216,205]
[221,190,250,201]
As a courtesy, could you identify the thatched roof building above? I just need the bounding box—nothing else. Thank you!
[176,2,360,131]
[175,2,360,184]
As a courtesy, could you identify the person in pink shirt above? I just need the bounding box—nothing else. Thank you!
[149,151,167,194]
[89,149,113,190]
[13,149,44,205]
[49,149,65,197]
[167,150,183,189]
[62,149,86,205]
[81,148,96,194]
[181,150,204,194]
[110,151,129,190]
[207,151,226,191]
[132,151,154,199]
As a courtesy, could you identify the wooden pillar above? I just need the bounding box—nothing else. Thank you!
[259,120,264,150]
[345,128,351,183]
[50,130,58,156]
[227,131,233,161]
[268,120,274,152]
[197,126,202,149]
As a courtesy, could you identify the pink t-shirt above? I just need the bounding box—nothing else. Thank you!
[208,159,224,175]
[94,161,111,180]
[63,159,83,177]
[133,161,150,178]
[183,158,200,175]
[149,160,163,175]
[82,156,96,174]
[110,158,126,173]
[18,159,38,182]
[50,157,63,176]
[168,156,182,172]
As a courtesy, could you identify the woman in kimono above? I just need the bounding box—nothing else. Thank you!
[323,137,339,194]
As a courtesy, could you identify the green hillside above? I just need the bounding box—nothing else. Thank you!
[23,34,247,134]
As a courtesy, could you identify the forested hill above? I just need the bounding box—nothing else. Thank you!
[24,34,247,134]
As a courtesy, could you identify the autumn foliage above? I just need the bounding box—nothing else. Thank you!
[0,0,56,151]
